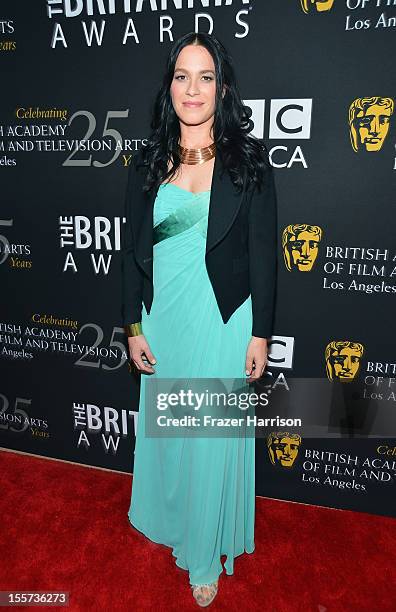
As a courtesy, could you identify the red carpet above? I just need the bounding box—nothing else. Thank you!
[0,449,395,612]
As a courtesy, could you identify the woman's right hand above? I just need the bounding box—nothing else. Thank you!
[128,335,157,374]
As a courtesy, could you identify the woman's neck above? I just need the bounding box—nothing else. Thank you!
[179,123,214,149]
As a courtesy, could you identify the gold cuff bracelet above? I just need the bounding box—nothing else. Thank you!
[124,322,143,337]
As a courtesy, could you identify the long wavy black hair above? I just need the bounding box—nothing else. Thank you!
[137,31,271,195]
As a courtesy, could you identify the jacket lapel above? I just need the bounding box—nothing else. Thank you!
[205,149,245,255]
[134,149,245,279]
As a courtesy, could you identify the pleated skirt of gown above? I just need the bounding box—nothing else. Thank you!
[128,182,255,586]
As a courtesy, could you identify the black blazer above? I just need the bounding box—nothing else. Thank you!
[121,144,278,339]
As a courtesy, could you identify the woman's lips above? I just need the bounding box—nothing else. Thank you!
[183,102,204,107]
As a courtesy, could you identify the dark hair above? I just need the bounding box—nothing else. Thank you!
[137,31,271,195]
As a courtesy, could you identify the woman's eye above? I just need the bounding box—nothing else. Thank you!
[174,75,214,81]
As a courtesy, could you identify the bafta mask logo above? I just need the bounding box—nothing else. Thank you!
[267,432,302,469]
[325,340,364,381]
[282,224,323,272]
[349,97,394,152]
[300,0,335,13]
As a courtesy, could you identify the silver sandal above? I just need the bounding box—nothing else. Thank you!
[191,580,219,607]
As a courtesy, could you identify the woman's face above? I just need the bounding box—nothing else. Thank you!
[170,44,218,129]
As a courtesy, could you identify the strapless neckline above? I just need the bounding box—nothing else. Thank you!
[159,183,211,196]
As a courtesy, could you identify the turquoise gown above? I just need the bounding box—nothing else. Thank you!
[128,182,255,586]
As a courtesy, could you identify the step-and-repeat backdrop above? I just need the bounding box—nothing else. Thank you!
[1,1,395,518]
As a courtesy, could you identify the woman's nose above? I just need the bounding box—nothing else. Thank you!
[186,79,200,95]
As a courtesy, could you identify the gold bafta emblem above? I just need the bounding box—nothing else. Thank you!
[267,432,302,468]
[300,0,335,13]
[282,224,323,272]
[349,97,394,152]
[325,340,364,381]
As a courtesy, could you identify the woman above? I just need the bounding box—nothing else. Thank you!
[121,32,278,607]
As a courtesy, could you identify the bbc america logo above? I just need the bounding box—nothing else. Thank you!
[243,99,313,140]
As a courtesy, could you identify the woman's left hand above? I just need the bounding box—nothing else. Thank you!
[245,337,268,381]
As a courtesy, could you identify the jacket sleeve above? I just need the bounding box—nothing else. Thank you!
[120,153,144,326]
[248,161,278,339]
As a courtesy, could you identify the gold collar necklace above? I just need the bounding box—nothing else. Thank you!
[178,141,216,165]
